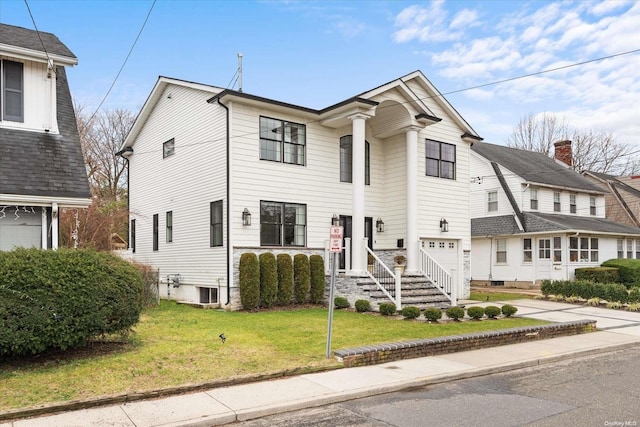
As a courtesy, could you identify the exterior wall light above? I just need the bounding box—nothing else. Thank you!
[242,208,251,226]
[440,218,449,232]
[376,217,385,232]
[332,214,340,226]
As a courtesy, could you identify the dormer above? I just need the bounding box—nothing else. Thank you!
[0,23,77,134]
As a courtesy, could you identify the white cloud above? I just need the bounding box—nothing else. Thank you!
[589,0,632,16]
[392,1,464,43]
[332,18,366,38]
[450,8,478,29]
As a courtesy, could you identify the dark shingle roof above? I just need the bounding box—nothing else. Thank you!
[0,23,76,59]
[0,66,90,199]
[471,142,604,193]
[471,215,522,236]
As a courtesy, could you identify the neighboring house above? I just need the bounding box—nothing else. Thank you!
[0,23,91,251]
[470,140,640,287]
[120,71,482,309]
[583,171,640,228]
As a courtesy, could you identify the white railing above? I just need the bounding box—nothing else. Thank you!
[324,238,351,274]
[365,247,401,307]
[418,246,456,306]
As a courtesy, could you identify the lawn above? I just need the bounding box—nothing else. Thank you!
[470,291,536,302]
[0,300,545,412]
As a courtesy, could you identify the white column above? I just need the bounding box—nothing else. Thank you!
[41,207,48,249]
[350,114,367,274]
[406,127,419,274]
[51,203,59,250]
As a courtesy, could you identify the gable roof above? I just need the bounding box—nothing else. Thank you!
[471,142,604,193]
[0,66,91,201]
[0,23,77,65]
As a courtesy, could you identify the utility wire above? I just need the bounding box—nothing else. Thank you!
[23,0,56,75]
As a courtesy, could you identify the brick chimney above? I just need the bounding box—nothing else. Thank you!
[554,140,572,167]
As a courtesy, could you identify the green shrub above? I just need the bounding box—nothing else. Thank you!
[423,308,442,322]
[501,304,518,317]
[401,306,421,319]
[601,258,640,287]
[541,280,629,303]
[603,283,628,303]
[134,262,160,307]
[334,296,350,309]
[379,303,397,316]
[259,252,278,308]
[293,254,310,304]
[575,267,619,284]
[239,252,260,310]
[629,287,640,304]
[445,306,465,320]
[467,306,485,320]
[0,248,144,357]
[484,305,501,318]
[309,255,326,304]
[276,254,294,305]
[355,299,371,312]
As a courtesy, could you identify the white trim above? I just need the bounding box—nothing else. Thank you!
[0,44,77,66]
[0,194,91,207]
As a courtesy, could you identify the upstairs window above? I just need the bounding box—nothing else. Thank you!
[554,192,561,212]
[166,211,173,243]
[1,60,24,122]
[339,135,370,184]
[487,191,498,212]
[570,194,576,214]
[259,116,306,165]
[426,140,456,179]
[590,196,597,215]
[530,189,538,210]
[163,138,175,158]
[152,214,159,251]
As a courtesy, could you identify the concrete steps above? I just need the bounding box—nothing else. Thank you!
[357,274,452,310]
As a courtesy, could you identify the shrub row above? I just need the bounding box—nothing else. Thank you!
[239,252,325,310]
[601,258,640,288]
[541,280,638,303]
[0,248,144,357]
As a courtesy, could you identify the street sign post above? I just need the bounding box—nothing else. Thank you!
[326,225,343,358]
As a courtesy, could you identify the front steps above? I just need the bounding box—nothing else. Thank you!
[357,274,452,310]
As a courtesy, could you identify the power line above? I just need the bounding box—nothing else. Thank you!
[23,0,56,75]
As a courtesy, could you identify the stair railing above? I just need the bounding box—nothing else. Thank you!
[418,245,456,305]
[365,247,400,307]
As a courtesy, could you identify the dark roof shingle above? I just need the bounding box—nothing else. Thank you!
[0,23,76,59]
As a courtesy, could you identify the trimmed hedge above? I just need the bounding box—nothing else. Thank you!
[423,308,443,322]
[467,306,485,320]
[355,299,371,312]
[379,303,397,316]
[630,287,640,304]
[276,254,294,305]
[541,280,629,303]
[601,258,640,288]
[309,255,325,304]
[239,252,260,309]
[445,306,465,320]
[259,252,278,308]
[574,267,619,284]
[501,304,518,317]
[401,306,421,319]
[484,305,501,318]
[334,296,350,309]
[0,248,144,357]
[293,254,310,304]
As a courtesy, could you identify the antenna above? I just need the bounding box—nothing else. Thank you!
[237,53,243,92]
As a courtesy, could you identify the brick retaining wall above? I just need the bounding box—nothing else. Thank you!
[333,320,597,367]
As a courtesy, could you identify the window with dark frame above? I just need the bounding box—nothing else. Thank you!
[339,135,370,184]
[210,200,223,247]
[166,211,173,243]
[130,219,136,253]
[259,116,306,165]
[426,139,455,179]
[523,238,532,262]
[260,201,306,246]
[152,214,159,251]
[163,138,175,158]
[590,196,596,215]
[530,189,538,210]
[570,236,598,262]
[1,60,24,122]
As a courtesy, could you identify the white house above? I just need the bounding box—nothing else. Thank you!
[121,71,482,309]
[470,140,640,287]
[0,24,91,251]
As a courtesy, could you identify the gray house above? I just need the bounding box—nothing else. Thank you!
[0,23,90,250]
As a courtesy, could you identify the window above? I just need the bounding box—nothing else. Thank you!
[628,239,633,259]
[590,196,596,215]
[554,192,561,212]
[570,194,576,214]
[570,236,598,262]
[260,201,306,246]
[636,240,640,259]
[523,238,532,263]
[259,116,305,165]
[530,189,538,210]
[553,237,562,262]
[1,60,24,122]
[617,239,624,258]
[152,214,159,251]
[166,211,173,243]
[130,219,136,253]
[539,239,551,259]
[210,200,223,247]
[163,138,175,158]
[496,239,507,263]
[339,136,370,184]
[199,287,219,304]
[426,139,456,179]
[487,191,498,212]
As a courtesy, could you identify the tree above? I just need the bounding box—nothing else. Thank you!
[506,113,637,175]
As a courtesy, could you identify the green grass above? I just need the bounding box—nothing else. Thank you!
[0,300,545,412]
[470,291,535,302]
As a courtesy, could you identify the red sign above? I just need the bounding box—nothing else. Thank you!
[329,226,343,253]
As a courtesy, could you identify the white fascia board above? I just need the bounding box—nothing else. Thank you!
[524,181,606,195]
[0,44,77,66]
[0,194,92,208]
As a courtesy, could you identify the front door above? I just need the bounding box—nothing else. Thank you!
[339,216,372,270]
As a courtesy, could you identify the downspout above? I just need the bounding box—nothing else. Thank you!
[218,98,231,306]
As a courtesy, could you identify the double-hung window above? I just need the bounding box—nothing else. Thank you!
[339,135,370,184]
[130,219,136,253]
[487,191,498,212]
[1,60,24,122]
[496,239,507,263]
[617,239,624,258]
[569,194,576,214]
[570,237,598,262]
[590,196,597,215]
[260,201,306,246]
[627,239,633,259]
[554,192,561,212]
[259,116,306,165]
[530,189,538,210]
[553,237,562,262]
[166,211,173,243]
[210,200,223,247]
[426,140,455,179]
[523,238,532,263]
[152,214,159,251]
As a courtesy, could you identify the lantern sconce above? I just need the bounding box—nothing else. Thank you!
[242,208,251,226]
[376,217,385,233]
[439,218,449,233]
[332,214,340,226]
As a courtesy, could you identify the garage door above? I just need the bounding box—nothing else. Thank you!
[421,239,458,274]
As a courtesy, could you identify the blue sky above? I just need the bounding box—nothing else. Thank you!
[1,0,638,145]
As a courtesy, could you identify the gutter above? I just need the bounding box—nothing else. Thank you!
[217,98,231,306]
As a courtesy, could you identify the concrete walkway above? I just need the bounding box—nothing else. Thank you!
[3,299,640,427]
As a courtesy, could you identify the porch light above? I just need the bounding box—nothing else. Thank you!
[332,214,340,226]
[242,208,251,226]
[439,218,449,233]
[376,217,385,233]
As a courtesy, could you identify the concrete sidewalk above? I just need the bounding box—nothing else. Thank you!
[4,299,640,427]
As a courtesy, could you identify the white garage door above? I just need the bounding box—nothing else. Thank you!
[421,239,458,274]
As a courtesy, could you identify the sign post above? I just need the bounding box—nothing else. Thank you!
[326,224,343,358]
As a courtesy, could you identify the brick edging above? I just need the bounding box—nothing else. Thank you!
[333,320,597,367]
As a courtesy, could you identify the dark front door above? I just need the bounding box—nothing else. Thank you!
[339,216,372,270]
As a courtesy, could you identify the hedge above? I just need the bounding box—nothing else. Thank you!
[541,280,629,303]
[276,254,294,305]
[293,254,310,304]
[334,296,350,309]
[309,255,325,304]
[239,252,260,309]
[355,299,370,312]
[574,267,619,284]
[423,308,443,322]
[601,258,640,288]
[484,305,501,318]
[379,303,397,316]
[401,306,421,319]
[259,252,278,308]
[0,248,144,357]
[467,306,485,320]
